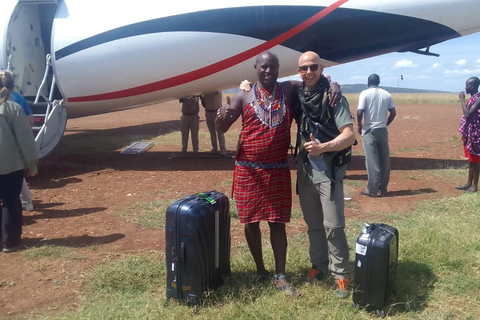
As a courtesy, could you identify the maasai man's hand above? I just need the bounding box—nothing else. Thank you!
[328,83,342,106]
[239,80,252,92]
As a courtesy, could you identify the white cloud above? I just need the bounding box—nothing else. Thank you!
[431,63,442,69]
[394,60,417,68]
[456,59,467,66]
[443,68,480,75]
[348,75,366,82]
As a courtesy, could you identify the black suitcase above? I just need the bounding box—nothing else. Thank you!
[165,190,231,307]
[352,223,399,316]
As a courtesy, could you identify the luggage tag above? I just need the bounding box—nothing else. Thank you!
[198,192,217,205]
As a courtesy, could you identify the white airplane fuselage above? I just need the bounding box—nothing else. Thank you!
[1,0,480,157]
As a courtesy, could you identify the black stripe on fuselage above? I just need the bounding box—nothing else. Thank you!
[55,6,459,64]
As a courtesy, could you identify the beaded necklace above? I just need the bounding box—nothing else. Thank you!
[252,82,286,128]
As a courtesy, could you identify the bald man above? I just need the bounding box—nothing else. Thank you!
[294,51,355,298]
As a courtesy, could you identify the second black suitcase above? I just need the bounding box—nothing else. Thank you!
[165,190,231,307]
[352,223,399,316]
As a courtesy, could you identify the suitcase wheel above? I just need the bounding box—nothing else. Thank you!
[375,309,385,318]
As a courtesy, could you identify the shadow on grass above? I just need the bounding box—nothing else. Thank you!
[23,205,107,225]
[21,233,125,248]
[384,260,436,316]
[385,188,437,197]
[165,270,286,310]
[348,155,466,171]
[163,260,435,317]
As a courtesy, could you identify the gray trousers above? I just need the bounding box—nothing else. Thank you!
[298,177,350,279]
[205,111,226,152]
[362,127,390,195]
[180,114,199,152]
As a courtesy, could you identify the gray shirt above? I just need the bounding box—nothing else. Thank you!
[202,92,222,111]
[181,97,199,115]
[0,100,38,175]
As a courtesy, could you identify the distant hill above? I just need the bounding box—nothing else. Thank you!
[224,84,451,95]
[334,84,451,94]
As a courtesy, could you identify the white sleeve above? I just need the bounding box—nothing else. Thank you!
[388,95,395,109]
[357,91,366,111]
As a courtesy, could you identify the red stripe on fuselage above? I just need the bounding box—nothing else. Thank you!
[69,0,349,102]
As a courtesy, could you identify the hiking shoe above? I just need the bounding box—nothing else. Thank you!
[334,278,349,298]
[273,274,301,297]
[360,190,377,198]
[3,245,21,253]
[307,268,324,282]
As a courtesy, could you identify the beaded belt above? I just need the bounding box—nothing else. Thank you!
[235,160,289,169]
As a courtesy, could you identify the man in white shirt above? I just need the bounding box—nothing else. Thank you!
[357,74,396,197]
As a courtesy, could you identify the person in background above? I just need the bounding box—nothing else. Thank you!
[10,90,35,211]
[179,96,200,153]
[0,70,38,253]
[357,74,396,197]
[456,76,480,193]
[200,91,227,155]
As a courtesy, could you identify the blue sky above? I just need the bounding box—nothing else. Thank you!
[284,32,480,93]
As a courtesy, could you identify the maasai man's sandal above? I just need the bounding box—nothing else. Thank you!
[273,275,301,297]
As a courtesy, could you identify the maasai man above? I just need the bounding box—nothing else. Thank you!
[456,76,480,193]
[215,51,300,297]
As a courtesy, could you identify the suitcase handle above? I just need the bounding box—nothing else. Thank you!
[179,241,186,267]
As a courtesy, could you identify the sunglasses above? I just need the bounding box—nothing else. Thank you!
[298,64,319,72]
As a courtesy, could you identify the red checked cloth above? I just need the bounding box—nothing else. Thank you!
[233,83,293,223]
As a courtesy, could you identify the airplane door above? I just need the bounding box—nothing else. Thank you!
[6,2,50,97]
[6,1,66,159]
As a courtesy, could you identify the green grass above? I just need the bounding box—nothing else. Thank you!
[33,193,480,320]
[428,167,468,183]
[21,245,80,260]
[398,146,431,153]
[116,199,172,229]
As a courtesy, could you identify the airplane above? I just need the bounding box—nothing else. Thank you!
[2,0,480,158]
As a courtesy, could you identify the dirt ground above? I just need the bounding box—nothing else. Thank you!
[0,99,467,318]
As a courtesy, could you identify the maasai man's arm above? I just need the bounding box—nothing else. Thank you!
[215,90,244,133]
